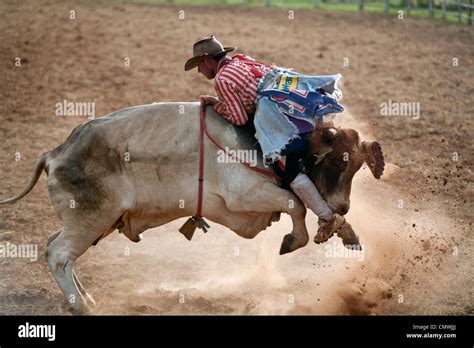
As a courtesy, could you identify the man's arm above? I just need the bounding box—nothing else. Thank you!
[214,79,248,126]
[200,95,219,106]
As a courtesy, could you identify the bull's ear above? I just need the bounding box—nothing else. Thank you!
[361,141,385,179]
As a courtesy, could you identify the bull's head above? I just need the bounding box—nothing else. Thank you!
[303,126,385,216]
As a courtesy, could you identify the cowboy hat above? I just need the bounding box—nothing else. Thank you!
[184,35,235,71]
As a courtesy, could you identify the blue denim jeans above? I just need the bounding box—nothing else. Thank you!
[254,67,343,166]
[275,132,311,184]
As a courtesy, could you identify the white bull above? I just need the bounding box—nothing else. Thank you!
[0,102,384,313]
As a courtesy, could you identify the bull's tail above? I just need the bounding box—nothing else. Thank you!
[0,152,48,205]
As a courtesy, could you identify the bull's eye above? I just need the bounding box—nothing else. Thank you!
[327,154,349,172]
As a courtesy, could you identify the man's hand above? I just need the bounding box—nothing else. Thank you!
[200,95,219,107]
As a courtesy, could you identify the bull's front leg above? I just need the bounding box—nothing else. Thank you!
[227,181,309,255]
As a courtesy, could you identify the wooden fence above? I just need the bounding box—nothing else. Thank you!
[192,0,474,25]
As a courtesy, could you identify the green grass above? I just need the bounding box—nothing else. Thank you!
[122,0,473,25]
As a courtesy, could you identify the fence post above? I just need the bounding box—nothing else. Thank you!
[457,0,461,23]
[407,0,412,15]
[469,0,473,25]
[429,0,434,17]
[266,0,271,7]
[359,0,364,11]
[442,0,447,19]
[385,0,389,12]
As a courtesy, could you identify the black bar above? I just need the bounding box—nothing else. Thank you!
[0,315,472,346]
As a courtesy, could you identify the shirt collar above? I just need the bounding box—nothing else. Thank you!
[216,56,232,73]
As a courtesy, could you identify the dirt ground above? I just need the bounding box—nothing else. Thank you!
[0,0,472,315]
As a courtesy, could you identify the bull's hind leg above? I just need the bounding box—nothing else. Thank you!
[226,181,309,255]
[46,224,105,314]
[47,228,95,307]
[47,228,96,308]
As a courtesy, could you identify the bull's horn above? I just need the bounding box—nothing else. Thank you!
[326,128,337,137]
[313,148,333,165]
[321,127,338,145]
[361,141,385,179]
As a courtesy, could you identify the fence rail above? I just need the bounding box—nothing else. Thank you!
[154,0,473,25]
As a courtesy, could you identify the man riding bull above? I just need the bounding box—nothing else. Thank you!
[184,35,347,243]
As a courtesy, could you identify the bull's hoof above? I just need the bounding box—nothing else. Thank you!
[279,234,296,255]
[336,222,362,250]
[68,302,92,316]
[279,234,308,255]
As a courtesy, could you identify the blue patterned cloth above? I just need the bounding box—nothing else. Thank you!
[254,67,344,166]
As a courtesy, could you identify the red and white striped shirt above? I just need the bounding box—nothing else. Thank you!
[214,55,272,125]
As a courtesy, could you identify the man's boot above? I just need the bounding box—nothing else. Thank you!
[290,172,345,243]
[315,213,346,244]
